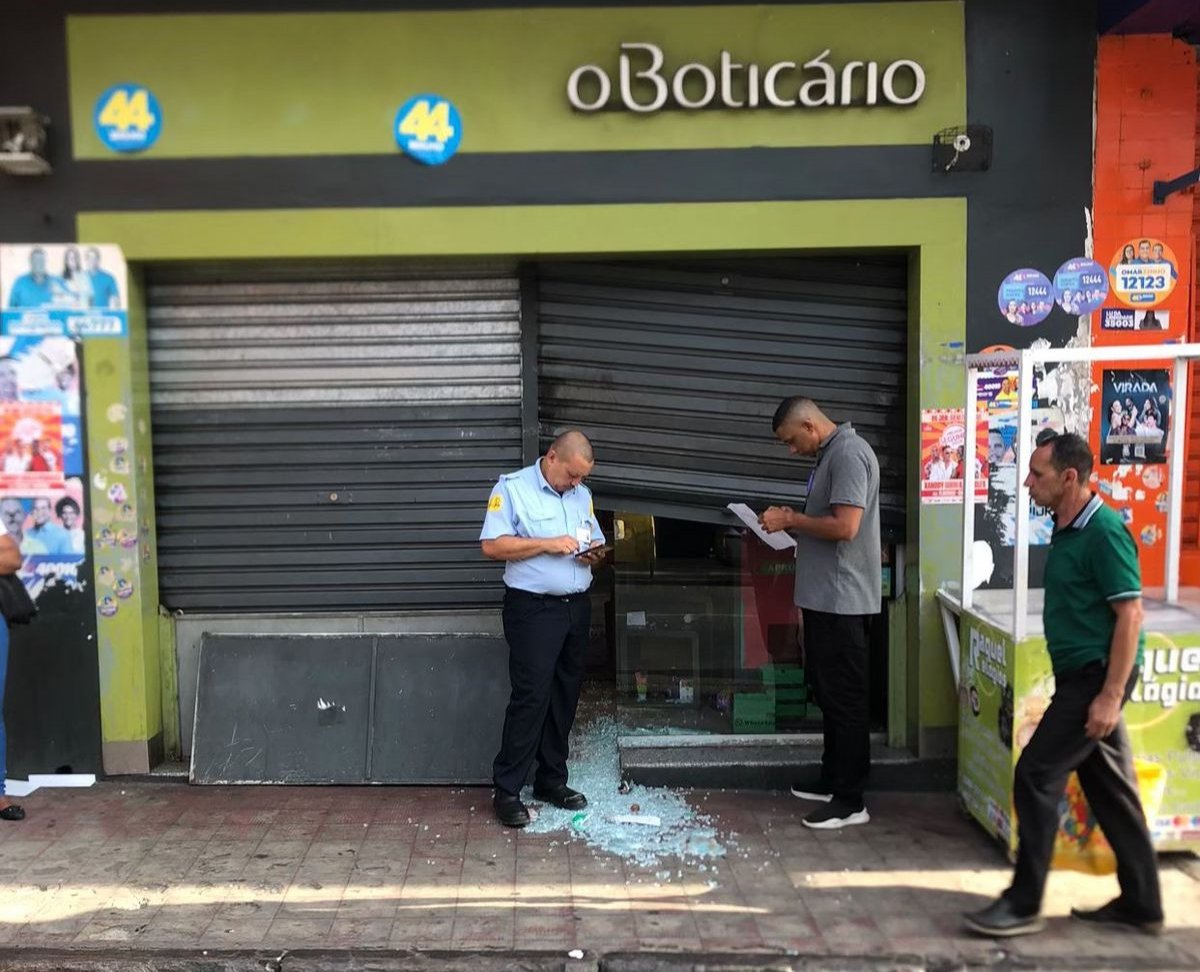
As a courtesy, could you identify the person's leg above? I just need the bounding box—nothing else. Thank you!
[534,597,590,791]
[1006,664,1106,915]
[802,610,836,790]
[830,614,870,805]
[0,621,7,800]
[806,612,869,808]
[492,593,570,797]
[1074,699,1162,920]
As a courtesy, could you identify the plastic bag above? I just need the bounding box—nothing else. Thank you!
[1051,758,1167,875]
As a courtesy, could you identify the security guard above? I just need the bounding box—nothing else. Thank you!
[480,430,606,827]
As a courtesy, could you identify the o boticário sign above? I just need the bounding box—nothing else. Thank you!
[567,43,925,113]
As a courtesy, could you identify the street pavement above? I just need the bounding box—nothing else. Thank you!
[0,781,1196,970]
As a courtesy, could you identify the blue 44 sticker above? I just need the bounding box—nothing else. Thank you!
[395,95,462,166]
[94,84,162,153]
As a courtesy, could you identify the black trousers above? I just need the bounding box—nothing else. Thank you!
[492,587,590,797]
[803,609,872,807]
[1006,662,1162,918]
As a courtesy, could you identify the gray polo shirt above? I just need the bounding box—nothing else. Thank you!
[793,423,882,617]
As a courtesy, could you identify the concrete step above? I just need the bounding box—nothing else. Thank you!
[619,733,955,791]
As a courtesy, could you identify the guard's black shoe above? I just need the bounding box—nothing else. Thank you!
[963,897,1045,937]
[532,784,588,810]
[493,793,530,828]
[1071,899,1164,935]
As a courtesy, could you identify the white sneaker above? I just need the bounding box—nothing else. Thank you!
[790,784,833,803]
[802,805,870,830]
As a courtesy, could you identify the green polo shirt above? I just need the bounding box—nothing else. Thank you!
[1043,493,1144,675]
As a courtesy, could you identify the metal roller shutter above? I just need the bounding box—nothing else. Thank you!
[536,258,908,536]
[147,262,521,613]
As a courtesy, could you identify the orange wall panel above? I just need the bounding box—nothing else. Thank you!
[1092,35,1197,589]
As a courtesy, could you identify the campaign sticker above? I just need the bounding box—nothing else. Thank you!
[1109,238,1179,308]
[94,84,162,153]
[1053,258,1107,315]
[998,269,1054,327]
[394,94,462,166]
[1101,308,1136,331]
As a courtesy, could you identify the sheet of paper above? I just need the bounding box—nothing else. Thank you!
[27,773,96,788]
[726,502,797,550]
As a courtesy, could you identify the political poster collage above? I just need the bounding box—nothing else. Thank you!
[976,368,1063,546]
[0,244,128,597]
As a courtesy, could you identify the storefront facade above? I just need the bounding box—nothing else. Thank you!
[1,0,1103,778]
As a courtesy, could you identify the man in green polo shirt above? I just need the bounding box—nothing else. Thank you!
[965,431,1163,938]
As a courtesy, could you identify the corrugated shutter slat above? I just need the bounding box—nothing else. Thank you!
[536,259,908,535]
[147,263,522,613]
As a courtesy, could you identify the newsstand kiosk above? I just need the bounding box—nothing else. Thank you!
[939,343,1200,870]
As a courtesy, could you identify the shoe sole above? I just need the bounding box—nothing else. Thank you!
[963,915,1046,938]
[802,809,870,830]
[1070,912,1163,936]
[790,788,833,803]
[532,794,588,810]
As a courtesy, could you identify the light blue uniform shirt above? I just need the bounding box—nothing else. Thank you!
[479,461,605,596]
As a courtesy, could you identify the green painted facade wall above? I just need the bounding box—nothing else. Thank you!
[66,3,965,158]
[82,270,163,748]
[79,197,969,741]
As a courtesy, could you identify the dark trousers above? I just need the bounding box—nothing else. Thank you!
[804,609,871,807]
[1006,662,1162,918]
[492,587,590,797]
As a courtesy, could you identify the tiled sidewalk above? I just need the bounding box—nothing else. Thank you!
[0,782,1196,967]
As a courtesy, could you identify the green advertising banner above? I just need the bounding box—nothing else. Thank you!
[957,614,1017,845]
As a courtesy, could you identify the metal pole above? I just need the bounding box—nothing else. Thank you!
[965,343,1200,369]
[1166,357,1189,604]
[962,366,979,610]
[1013,350,1034,641]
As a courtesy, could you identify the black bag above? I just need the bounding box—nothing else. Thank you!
[0,573,37,625]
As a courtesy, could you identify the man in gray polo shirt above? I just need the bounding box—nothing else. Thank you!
[761,396,881,829]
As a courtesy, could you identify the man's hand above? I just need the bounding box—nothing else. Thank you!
[759,506,794,533]
[575,541,608,566]
[1085,690,1122,740]
[544,535,581,556]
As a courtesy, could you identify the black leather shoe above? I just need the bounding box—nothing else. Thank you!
[532,784,588,810]
[1071,899,1164,935]
[0,805,25,822]
[963,897,1045,937]
[493,793,530,828]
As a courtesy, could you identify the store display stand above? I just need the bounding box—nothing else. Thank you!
[940,343,1200,858]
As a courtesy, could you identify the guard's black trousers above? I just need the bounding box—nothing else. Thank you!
[804,609,872,807]
[1005,662,1162,919]
[492,587,590,798]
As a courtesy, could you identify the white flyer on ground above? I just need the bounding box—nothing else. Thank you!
[726,502,797,551]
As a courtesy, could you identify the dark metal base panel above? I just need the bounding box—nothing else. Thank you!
[619,736,955,791]
[190,632,510,784]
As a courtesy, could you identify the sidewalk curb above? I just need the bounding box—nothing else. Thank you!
[0,950,1197,972]
[0,949,593,972]
[603,952,1200,972]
